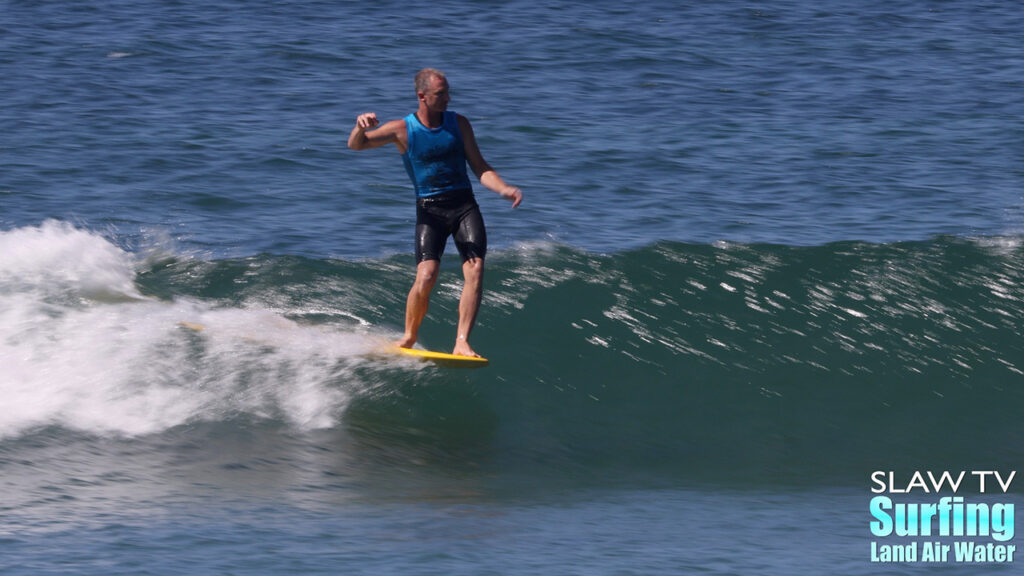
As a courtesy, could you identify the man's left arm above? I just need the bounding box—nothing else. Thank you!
[459,115,523,208]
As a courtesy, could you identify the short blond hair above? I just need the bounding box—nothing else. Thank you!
[415,68,446,93]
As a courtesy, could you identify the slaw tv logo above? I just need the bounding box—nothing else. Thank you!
[869,470,1017,564]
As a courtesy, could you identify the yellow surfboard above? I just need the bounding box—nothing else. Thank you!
[393,347,490,368]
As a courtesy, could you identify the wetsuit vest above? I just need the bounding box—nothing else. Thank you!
[401,111,472,198]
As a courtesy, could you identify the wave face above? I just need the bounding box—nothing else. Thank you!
[2,222,1022,485]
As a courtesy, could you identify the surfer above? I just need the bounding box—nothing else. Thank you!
[347,68,523,357]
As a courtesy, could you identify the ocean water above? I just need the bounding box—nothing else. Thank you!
[2,0,1023,574]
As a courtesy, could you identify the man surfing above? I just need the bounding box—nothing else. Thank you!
[347,68,523,357]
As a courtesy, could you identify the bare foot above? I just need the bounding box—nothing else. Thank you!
[394,333,417,349]
[452,339,480,357]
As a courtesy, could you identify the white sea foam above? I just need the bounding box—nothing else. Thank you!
[0,222,382,439]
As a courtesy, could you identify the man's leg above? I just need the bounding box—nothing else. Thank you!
[396,259,439,349]
[453,257,484,357]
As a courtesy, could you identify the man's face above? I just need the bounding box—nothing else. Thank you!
[420,76,450,112]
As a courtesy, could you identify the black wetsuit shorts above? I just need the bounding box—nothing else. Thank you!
[415,189,487,263]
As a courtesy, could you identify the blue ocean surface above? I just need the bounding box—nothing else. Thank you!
[2,1,1023,574]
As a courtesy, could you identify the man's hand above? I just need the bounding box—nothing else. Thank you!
[349,113,388,150]
[355,112,380,131]
[502,186,523,208]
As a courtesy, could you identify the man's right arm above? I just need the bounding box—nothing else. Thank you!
[348,113,405,152]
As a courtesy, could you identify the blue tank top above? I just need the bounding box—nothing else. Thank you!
[401,111,472,198]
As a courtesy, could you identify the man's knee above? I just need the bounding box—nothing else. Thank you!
[415,260,440,288]
[462,257,484,282]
